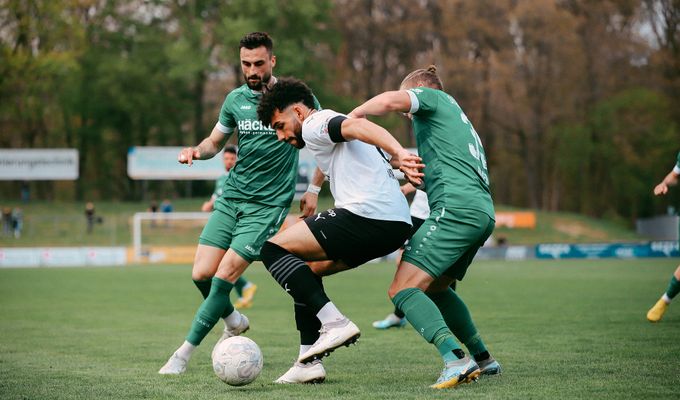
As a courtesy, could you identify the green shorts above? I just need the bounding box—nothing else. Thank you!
[198,198,289,263]
[401,207,495,281]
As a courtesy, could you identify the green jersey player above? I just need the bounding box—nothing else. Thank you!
[200,146,236,212]
[349,66,500,389]
[159,32,322,376]
[647,151,680,322]
[201,145,258,310]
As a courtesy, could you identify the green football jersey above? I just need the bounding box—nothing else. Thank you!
[675,151,680,173]
[212,173,229,198]
[216,83,320,207]
[407,87,494,218]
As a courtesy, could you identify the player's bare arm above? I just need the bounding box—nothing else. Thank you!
[347,90,412,118]
[653,170,679,196]
[400,182,417,196]
[299,167,324,217]
[178,126,227,165]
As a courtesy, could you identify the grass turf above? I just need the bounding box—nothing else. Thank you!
[1,259,679,399]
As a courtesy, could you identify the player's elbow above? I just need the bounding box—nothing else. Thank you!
[380,91,410,113]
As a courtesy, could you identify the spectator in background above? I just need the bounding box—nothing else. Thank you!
[2,207,12,236]
[148,200,159,228]
[11,208,23,239]
[85,202,96,234]
[496,236,508,247]
[161,199,173,227]
[21,182,30,203]
[161,199,173,213]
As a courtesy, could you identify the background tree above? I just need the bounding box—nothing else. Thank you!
[1,0,677,222]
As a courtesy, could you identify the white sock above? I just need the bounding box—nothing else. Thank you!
[386,313,401,323]
[224,309,242,328]
[299,344,312,358]
[176,341,196,360]
[662,293,672,304]
[316,302,345,325]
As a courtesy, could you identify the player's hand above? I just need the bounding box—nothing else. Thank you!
[393,149,424,186]
[347,108,366,119]
[201,201,213,212]
[178,147,201,166]
[299,192,318,217]
[400,183,416,196]
[654,182,668,196]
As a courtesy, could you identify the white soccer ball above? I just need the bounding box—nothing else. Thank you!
[212,336,263,386]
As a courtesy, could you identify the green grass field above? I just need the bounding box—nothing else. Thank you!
[1,259,679,399]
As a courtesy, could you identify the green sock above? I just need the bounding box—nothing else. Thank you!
[666,275,680,300]
[234,276,248,297]
[193,278,232,318]
[428,288,488,357]
[186,277,234,346]
[392,288,460,358]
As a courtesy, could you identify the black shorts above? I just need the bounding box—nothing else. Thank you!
[304,208,411,268]
[401,216,426,249]
[409,216,426,237]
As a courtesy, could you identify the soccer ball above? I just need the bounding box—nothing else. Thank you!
[212,336,263,386]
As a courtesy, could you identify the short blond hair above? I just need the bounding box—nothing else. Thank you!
[400,65,444,90]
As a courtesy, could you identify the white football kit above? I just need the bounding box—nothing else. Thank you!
[301,109,411,225]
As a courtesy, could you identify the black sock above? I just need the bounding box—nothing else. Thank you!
[261,241,330,313]
[193,279,211,299]
[473,351,490,362]
[295,302,321,345]
[452,349,466,360]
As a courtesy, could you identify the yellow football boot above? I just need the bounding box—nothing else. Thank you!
[646,298,668,322]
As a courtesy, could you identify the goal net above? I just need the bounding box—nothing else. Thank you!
[131,212,210,263]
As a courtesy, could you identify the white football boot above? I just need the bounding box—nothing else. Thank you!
[275,360,326,384]
[298,318,360,364]
[158,353,188,375]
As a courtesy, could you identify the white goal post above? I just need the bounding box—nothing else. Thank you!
[132,212,210,262]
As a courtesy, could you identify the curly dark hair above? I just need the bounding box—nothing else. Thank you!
[239,32,273,55]
[257,78,315,127]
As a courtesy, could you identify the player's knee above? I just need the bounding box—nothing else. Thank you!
[388,283,401,300]
[191,260,215,281]
[191,270,211,281]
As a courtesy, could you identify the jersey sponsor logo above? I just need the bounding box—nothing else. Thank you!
[237,119,275,134]
[240,105,252,110]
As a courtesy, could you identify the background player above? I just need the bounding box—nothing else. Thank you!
[647,151,680,322]
[201,145,258,310]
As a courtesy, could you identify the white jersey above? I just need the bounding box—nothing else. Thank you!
[302,109,411,224]
[410,189,430,220]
